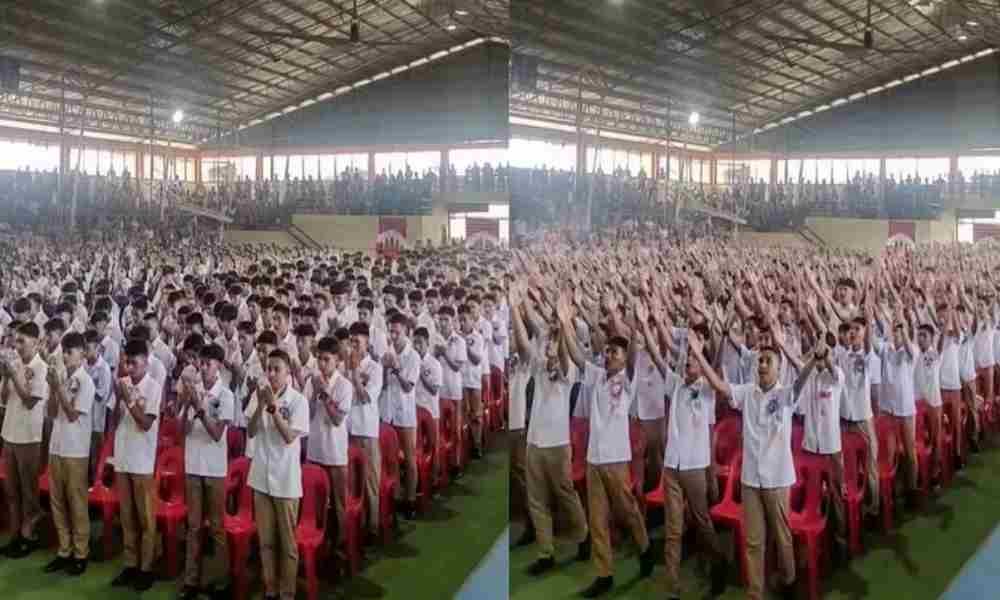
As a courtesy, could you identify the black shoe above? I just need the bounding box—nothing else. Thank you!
[67,558,87,576]
[832,542,848,568]
[527,557,555,576]
[514,527,536,547]
[133,570,155,592]
[263,595,279,600]
[580,576,613,598]
[0,535,23,557]
[639,545,655,577]
[9,537,38,559]
[209,584,232,600]
[576,536,591,561]
[472,448,484,460]
[780,582,798,600]
[178,585,200,600]
[44,556,73,573]
[710,560,728,596]
[112,567,138,587]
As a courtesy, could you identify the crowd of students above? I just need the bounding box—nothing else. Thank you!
[0,227,510,600]
[509,230,1000,599]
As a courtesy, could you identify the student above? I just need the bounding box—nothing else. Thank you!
[0,322,50,558]
[434,305,467,477]
[110,339,163,592]
[459,303,485,459]
[83,329,112,481]
[305,337,352,559]
[554,294,653,599]
[635,303,728,598]
[915,322,946,487]
[347,322,384,541]
[383,312,421,519]
[412,327,443,487]
[43,331,94,576]
[179,343,233,600]
[247,350,309,600]
[876,310,920,503]
[513,289,589,576]
[690,329,821,600]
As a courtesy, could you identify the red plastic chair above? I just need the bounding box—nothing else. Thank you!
[712,416,742,494]
[297,464,331,600]
[378,423,400,545]
[223,457,255,600]
[875,415,899,532]
[345,443,367,575]
[87,434,119,559]
[840,429,869,557]
[227,427,246,462]
[570,417,589,506]
[415,407,436,513]
[628,420,646,504]
[154,445,187,577]
[789,452,832,600]
[158,415,181,451]
[437,402,456,489]
[710,452,747,584]
[643,472,665,521]
[490,367,505,431]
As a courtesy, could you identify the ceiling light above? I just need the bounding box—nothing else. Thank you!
[172,109,183,124]
[688,111,700,126]
[455,9,469,16]
[446,24,457,31]
[958,34,968,41]
[967,20,978,26]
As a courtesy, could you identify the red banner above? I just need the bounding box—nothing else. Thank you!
[888,220,915,242]
[377,216,407,258]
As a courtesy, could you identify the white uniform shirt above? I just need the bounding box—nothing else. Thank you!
[508,356,530,431]
[800,367,844,455]
[348,355,383,438]
[915,345,943,408]
[940,335,962,391]
[86,356,112,433]
[49,365,95,459]
[835,346,876,422]
[247,385,309,498]
[437,333,467,400]
[2,353,49,444]
[527,357,577,448]
[960,332,977,384]
[730,383,800,489]
[415,353,443,420]
[663,371,716,470]
[306,372,353,467]
[583,362,636,465]
[385,342,421,428]
[461,329,484,389]
[184,378,234,478]
[111,372,162,475]
[878,340,918,417]
[974,325,995,369]
[635,351,666,421]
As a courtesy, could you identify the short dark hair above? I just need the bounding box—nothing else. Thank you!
[61,332,85,351]
[17,322,40,339]
[316,337,340,356]
[268,349,292,367]
[607,335,629,352]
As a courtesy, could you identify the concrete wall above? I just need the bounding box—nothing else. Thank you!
[224,229,299,246]
[804,211,957,253]
[291,215,380,252]
[736,232,814,248]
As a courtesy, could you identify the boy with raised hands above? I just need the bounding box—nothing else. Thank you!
[875,304,920,504]
[633,300,728,598]
[554,290,653,599]
[689,325,822,600]
[915,320,948,489]
[305,337,352,564]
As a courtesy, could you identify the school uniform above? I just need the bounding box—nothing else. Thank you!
[835,346,880,516]
[462,328,486,452]
[348,355,384,537]
[526,356,587,561]
[634,350,666,492]
[661,370,725,596]
[247,385,309,600]
[49,366,95,561]
[581,362,649,578]
[2,353,49,542]
[386,342,421,504]
[800,366,848,548]
[728,382,802,600]
[183,378,233,589]
[876,337,920,492]
[306,372,353,546]
[110,372,162,573]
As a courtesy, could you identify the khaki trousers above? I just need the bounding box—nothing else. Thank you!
[526,444,588,559]
[943,389,964,461]
[442,398,463,468]
[662,467,725,595]
[254,492,300,600]
[325,465,347,546]
[892,415,918,491]
[640,418,665,493]
[394,426,418,503]
[962,383,980,446]
[845,419,880,516]
[510,429,527,517]
[586,462,649,577]
[350,435,381,536]
[118,472,158,571]
[464,387,483,453]
[184,475,228,588]
[4,441,42,540]
[925,404,942,481]
[49,455,90,559]
[743,485,794,600]
[803,452,847,548]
